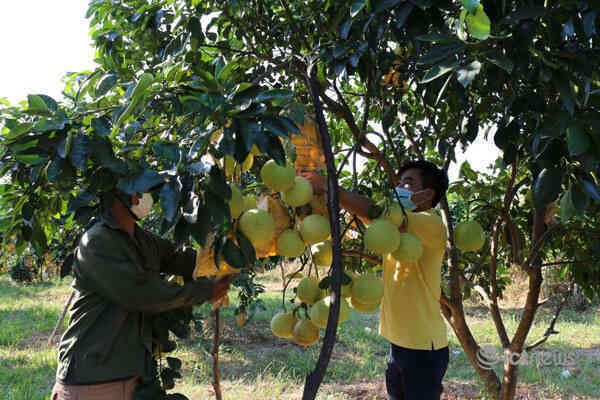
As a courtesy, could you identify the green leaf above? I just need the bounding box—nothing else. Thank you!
[566,122,590,156]
[559,189,575,221]
[208,165,232,200]
[222,238,245,268]
[459,161,477,180]
[95,73,119,97]
[416,34,462,43]
[27,95,49,113]
[69,134,90,171]
[374,0,402,14]
[456,60,482,88]
[152,142,181,163]
[582,179,600,203]
[16,154,44,165]
[571,184,589,215]
[91,117,112,137]
[255,89,294,103]
[533,168,562,211]
[31,216,48,253]
[486,55,513,74]
[236,231,256,265]
[461,0,479,13]
[421,59,459,83]
[262,117,290,139]
[276,116,300,136]
[553,73,576,116]
[465,4,491,40]
[340,19,353,39]
[160,180,182,223]
[116,169,165,195]
[417,44,465,65]
[350,0,368,18]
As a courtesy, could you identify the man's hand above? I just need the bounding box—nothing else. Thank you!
[209,276,234,303]
[299,171,327,195]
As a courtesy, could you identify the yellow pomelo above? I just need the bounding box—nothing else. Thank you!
[260,160,295,192]
[309,296,350,328]
[351,273,384,305]
[292,320,319,346]
[391,233,424,262]
[364,219,401,254]
[270,311,297,339]
[454,220,485,251]
[300,214,331,245]
[351,297,381,313]
[239,209,275,248]
[297,276,321,305]
[242,195,257,211]
[228,184,244,219]
[311,240,332,267]
[281,176,314,207]
[384,203,405,226]
[276,229,305,258]
[224,155,236,178]
[241,152,254,172]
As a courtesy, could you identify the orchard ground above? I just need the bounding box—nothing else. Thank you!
[1,267,599,400]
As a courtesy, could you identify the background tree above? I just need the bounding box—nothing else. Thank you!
[1,1,599,399]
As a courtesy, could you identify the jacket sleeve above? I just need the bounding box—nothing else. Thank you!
[74,231,214,314]
[406,211,448,250]
[148,231,196,279]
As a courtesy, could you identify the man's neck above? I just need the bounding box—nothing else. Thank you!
[110,199,136,237]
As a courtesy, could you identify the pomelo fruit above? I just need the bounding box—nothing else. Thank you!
[241,152,254,172]
[260,160,295,192]
[391,233,424,262]
[239,209,275,248]
[242,195,257,211]
[276,229,305,258]
[364,219,401,254]
[228,184,244,219]
[384,203,405,226]
[281,176,313,207]
[351,273,384,305]
[465,4,491,40]
[224,155,236,178]
[297,276,321,305]
[300,214,331,245]
[292,320,319,346]
[309,296,350,328]
[270,311,297,339]
[351,297,381,313]
[311,240,332,267]
[454,220,485,251]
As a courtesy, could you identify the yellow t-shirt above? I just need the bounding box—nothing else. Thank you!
[378,210,448,350]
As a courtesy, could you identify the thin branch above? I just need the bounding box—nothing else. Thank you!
[541,259,594,267]
[525,293,569,352]
[502,161,523,265]
[524,224,560,270]
[340,249,381,265]
[400,123,424,160]
[212,309,223,400]
[489,218,510,347]
[460,273,492,307]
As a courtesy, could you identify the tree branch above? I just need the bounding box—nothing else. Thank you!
[489,218,510,347]
[502,161,523,266]
[340,249,381,265]
[525,292,568,352]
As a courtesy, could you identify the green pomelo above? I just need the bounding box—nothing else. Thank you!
[239,209,275,248]
[242,195,257,211]
[260,160,295,192]
[281,176,314,207]
[270,311,297,339]
[300,214,331,245]
[292,320,319,346]
[276,229,305,258]
[297,276,321,305]
[364,219,401,254]
[228,184,244,219]
[351,273,384,305]
[309,296,350,328]
[391,233,424,262]
[384,203,405,226]
[351,297,381,313]
[454,220,486,251]
[311,240,332,267]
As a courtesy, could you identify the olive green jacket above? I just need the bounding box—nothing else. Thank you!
[56,213,213,384]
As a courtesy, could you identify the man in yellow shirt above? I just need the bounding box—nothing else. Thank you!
[301,160,449,400]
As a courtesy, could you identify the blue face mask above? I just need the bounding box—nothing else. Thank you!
[393,187,417,211]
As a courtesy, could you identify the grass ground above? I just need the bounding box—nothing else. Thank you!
[1,270,599,400]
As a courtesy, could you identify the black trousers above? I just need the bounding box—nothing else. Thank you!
[385,343,449,400]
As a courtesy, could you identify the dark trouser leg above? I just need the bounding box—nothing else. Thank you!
[386,344,450,400]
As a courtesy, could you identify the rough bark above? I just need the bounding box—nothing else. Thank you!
[302,69,343,400]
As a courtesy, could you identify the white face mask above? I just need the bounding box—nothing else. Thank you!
[130,192,154,220]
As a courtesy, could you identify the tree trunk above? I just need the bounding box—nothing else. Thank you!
[302,70,343,400]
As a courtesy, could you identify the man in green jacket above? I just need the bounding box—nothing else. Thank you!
[51,190,232,400]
